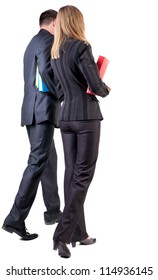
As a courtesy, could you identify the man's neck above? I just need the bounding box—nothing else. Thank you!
[40,25,54,35]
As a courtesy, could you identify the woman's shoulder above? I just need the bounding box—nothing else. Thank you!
[69,39,91,55]
[65,39,89,48]
[62,39,91,59]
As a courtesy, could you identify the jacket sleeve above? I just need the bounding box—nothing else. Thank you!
[36,43,58,100]
[77,43,109,97]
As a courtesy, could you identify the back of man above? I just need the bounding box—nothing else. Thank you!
[22,27,60,126]
[2,10,62,241]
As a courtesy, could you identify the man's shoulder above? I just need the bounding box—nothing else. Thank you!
[26,30,53,50]
[30,29,53,41]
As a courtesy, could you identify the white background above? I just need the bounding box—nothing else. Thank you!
[0,0,158,279]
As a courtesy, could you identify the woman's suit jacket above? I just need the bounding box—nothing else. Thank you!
[50,39,109,121]
[21,29,61,127]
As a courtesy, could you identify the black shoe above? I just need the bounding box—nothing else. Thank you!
[72,237,96,247]
[45,211,62,225]
[53,240,71,258]
[2,224,38,241]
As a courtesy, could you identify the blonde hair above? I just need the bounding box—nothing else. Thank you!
[51,5,89,58]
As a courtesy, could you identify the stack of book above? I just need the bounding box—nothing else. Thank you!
[35,65,49,92]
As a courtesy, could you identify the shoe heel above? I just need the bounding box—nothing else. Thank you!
[2,225,13,233]
[53,240,60,250]
[71,242,76,247]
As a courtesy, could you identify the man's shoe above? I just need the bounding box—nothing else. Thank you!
[44,211,62,225]
[2,224,38,241]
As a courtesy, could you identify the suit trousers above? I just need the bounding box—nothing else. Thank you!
[53,120,101,243]
[4,121,60,229]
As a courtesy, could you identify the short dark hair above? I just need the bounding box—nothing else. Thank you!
[39,9,57,26]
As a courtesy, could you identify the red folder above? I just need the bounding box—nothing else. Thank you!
[87,55,109,95]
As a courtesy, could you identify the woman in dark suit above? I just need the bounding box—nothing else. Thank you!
[51,5,110,258]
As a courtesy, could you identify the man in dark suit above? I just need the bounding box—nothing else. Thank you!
[2,10,62,240]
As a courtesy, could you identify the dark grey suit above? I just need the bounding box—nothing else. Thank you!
[51,39,109,243]
[4,29,61,229]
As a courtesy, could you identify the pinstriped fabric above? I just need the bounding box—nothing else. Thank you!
[51,39,109,121]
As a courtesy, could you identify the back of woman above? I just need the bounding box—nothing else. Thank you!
[51,5,110,259]
[51,38,108,120]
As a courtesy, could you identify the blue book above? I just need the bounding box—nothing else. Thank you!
[35,65,49,92]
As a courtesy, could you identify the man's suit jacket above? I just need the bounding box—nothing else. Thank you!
[21,29,61,127]
[50,39,109,121]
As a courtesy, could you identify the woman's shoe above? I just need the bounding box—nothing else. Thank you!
[80,237,96,245]
[53,240,71,258]
[71,237,96,247]
[58,243,71,258]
